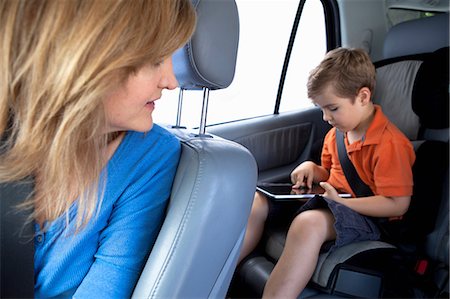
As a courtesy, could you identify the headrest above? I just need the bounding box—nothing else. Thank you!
[412,47,449,129]
[173,0,240,90]
[383,13,449,59]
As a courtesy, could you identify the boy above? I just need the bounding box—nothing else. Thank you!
[238,47,416,298]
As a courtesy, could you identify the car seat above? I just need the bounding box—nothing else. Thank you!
[230,13,449,298]
[132,0,258,298]
[0,179,35,298]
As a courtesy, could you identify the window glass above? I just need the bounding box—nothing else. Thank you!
[279,0,326,112]
[153,0,326,128]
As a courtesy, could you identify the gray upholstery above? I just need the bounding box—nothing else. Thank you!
[0,180,35,298]
[425,169,449,295]
[312,241,396,288]
[383,13,449,59]
[373,61,422,140]
[375,13,449,141]
[173,0,239,90]
[235,123,312,172]
[209,108,330,183]
[132,0,258,298]
[425,170,449,265]
[133,129,257,298]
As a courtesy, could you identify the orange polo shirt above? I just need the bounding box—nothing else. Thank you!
[321,105,415,198]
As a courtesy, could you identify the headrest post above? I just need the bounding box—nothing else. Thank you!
[175,88,184,128]
[198,87,210,136]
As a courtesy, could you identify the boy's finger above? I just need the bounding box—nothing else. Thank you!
[291,173,303,186]
[319,181,332,190]
[306,176,314,189]
[290,174,297,185]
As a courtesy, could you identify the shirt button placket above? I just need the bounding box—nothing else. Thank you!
[36,232,45,244]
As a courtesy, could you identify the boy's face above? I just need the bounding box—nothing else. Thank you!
[313,85,369,133]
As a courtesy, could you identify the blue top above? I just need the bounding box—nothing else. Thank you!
[34,125,181,298]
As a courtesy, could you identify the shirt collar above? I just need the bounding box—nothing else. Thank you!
[345,105,388,152]
[364,104,389,145]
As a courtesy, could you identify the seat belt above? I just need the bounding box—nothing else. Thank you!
[0,179,35,298]
[335,130,374,197]
[336,129,399,236]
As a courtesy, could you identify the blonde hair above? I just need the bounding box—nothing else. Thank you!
[0,0,196,230]
[307,47,376,101]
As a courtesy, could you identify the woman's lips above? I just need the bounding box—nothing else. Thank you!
[145,101,155,110]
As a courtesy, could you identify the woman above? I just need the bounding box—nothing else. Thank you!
[0,0,196,297]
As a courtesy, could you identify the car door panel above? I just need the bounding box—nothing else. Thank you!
[208,107,331,182]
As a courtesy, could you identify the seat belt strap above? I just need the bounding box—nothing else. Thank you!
[0,179,35,298]
[336,130,374,197]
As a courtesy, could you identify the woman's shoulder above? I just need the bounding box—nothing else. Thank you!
[112,126,180,166]
[149,123,175,137]
[127,125,180,149]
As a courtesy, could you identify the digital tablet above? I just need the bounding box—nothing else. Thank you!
[256,182,351,200]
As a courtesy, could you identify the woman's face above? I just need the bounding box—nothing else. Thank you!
[103,56,178,133]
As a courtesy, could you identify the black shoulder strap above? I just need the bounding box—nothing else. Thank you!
[0,179,35,298]
[336,130,374,197]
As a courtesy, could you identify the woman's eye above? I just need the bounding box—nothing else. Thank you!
[153,61,163,68]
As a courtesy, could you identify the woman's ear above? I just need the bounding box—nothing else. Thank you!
[357,87,372,105]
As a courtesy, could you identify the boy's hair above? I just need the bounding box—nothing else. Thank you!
[307,47,376,101]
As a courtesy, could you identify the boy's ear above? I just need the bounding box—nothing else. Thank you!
[357,87,372,105]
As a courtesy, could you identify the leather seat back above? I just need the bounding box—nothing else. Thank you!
[132,1,258,298]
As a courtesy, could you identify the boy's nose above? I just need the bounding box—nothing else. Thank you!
[322,111,331,122]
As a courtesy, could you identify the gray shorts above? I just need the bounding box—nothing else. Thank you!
[296,195,381,253]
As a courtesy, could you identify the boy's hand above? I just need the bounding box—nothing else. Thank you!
[291,161,316,189]
[319,182,341,201]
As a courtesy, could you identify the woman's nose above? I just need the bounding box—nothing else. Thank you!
[160,57,178,90]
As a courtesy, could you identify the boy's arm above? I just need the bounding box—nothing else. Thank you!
[291,161,329,189]
[320,182,410,217]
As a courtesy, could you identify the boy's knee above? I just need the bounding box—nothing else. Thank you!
[290,209,330,235]
[251,192,269,220]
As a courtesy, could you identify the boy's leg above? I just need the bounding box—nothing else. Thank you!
[238,191,269,263]
[263,209,336,299]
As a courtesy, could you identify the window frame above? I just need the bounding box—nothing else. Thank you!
[274,0,341,114]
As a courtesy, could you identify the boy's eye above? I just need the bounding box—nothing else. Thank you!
[329,106,338,112]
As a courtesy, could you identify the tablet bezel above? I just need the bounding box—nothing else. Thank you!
[256,182,351,200]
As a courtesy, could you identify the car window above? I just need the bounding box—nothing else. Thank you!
[279,0,326,112]
[153,0,327,128]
